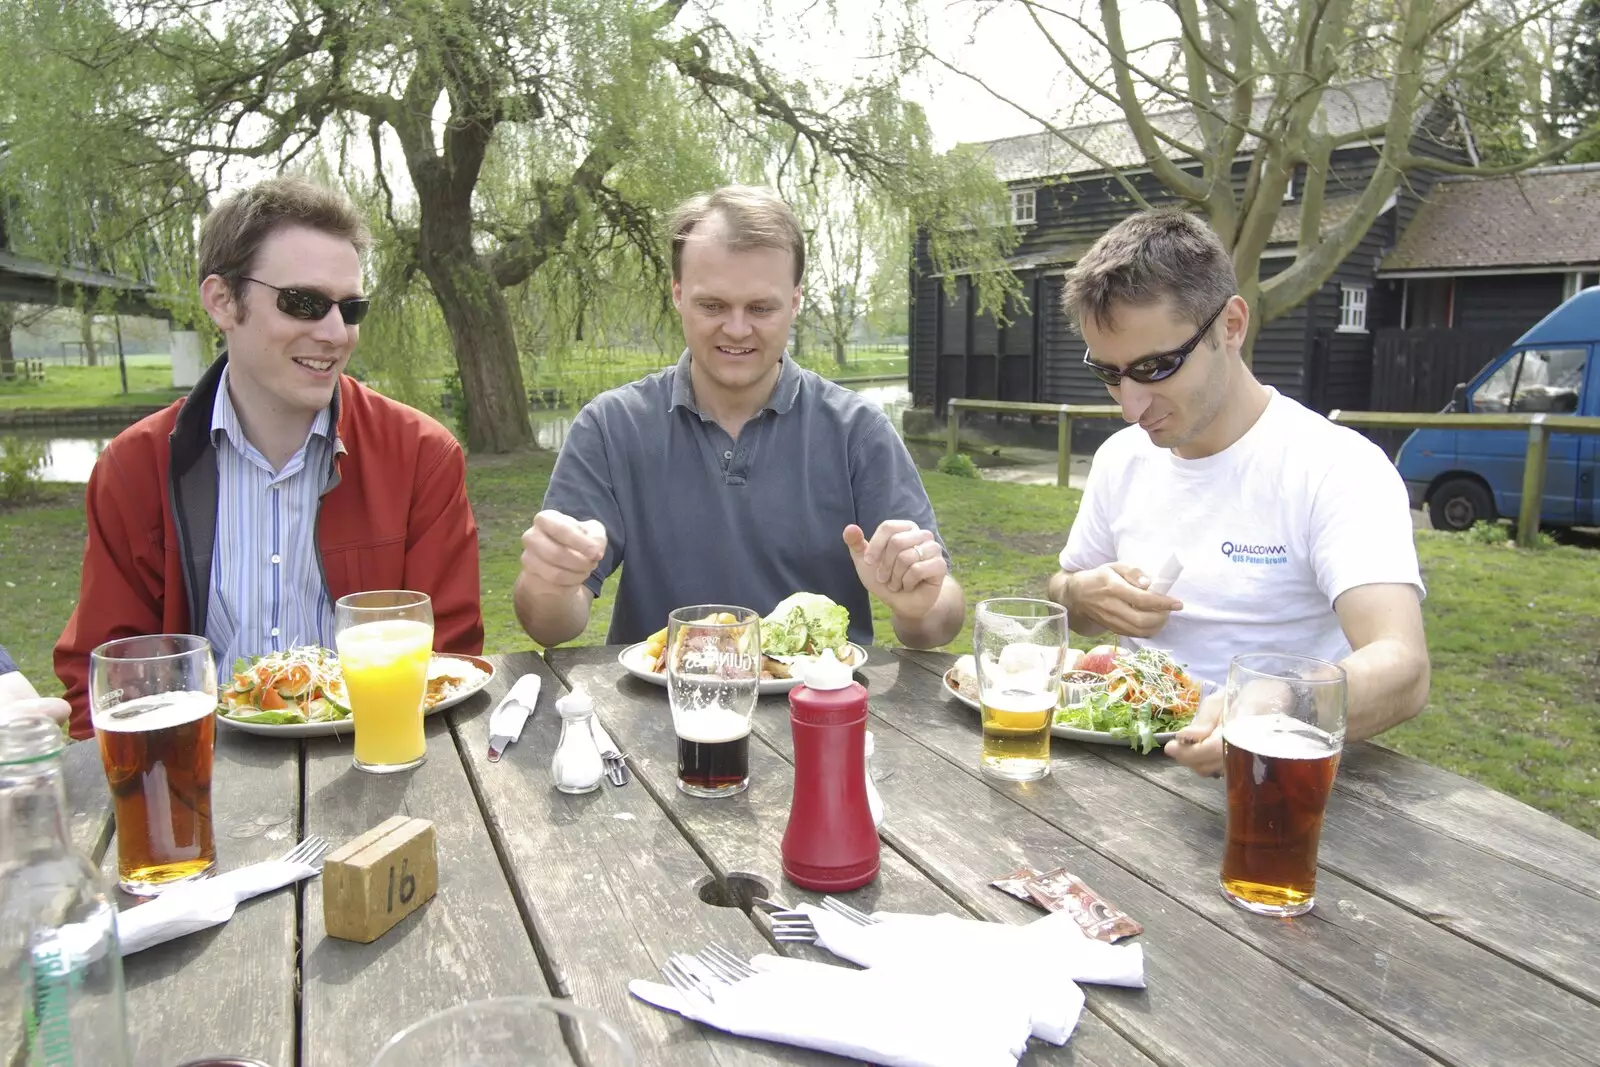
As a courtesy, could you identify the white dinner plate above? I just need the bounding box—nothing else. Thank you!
[941,667,1179,747]
[618,642,868,695]
[216,654,496,739]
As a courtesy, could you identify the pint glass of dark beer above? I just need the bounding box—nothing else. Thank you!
[665,606,760,798]
[89,634,218,895]
[1220,653,1347,917]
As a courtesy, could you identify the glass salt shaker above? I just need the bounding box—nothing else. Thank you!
[550,688,604,795]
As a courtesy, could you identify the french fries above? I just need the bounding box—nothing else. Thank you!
[643,613,741,673]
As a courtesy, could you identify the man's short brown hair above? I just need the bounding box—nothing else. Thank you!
[1064,209,1237,333]
[198,175,372,316]
[668,185,806,285]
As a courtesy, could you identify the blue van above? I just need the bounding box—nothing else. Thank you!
[1395,286,1600,531]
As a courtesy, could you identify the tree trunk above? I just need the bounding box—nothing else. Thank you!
[82,311,99,366]
[0,303,15,378]
[834,335,846,367]
[422,248,533,453]
[1237,270,1263,370]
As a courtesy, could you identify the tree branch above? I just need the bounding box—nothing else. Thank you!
[1097,0,1207,198]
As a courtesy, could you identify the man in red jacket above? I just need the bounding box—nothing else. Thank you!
[55,176,483,738]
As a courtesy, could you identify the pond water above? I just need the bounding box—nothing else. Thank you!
[17,382,919,483]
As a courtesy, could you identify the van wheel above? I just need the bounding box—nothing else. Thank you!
[1429,479,1495,531]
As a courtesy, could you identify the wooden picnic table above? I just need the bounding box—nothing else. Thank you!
[59,646,1600,1067]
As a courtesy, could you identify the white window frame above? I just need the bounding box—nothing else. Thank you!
[1010,187,1037,226]
[1338,284,1369,333]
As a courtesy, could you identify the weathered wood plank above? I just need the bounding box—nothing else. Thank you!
[1335,742,1600,900]
[901,648,1600,901]
[112,727,299,1067]
[897,651,1600,1002]
[460,652,831,1066]
[561,650,1436,1067]
[548,649,1156,1067]
[61,737,114,862]
[1082,739,1600,1006]
[300,712,561,1067]
[887,650,1600,1066]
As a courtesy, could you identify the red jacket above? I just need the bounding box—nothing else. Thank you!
[54,359,484,738]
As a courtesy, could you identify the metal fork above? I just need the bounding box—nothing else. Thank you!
[278,835,330,870]
[697,943,757,983]
[767,896,880,942]
[661,955,717,1005]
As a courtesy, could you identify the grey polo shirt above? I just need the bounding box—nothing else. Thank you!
[542,353,947,647]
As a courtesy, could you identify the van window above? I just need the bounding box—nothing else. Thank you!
[1472,347,1587,414]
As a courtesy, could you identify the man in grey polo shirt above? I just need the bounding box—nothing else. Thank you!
[515,185,965,650]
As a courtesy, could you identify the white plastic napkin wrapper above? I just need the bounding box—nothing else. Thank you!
[1148,552,1184,595]
[795,903,1145,1045]
[117,858,319,955]
[630,951,1031,1066]
[488,673,542,761]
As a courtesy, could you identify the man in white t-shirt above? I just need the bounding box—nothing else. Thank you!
[1047,209,1430,777]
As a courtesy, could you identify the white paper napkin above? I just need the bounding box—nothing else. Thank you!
[117,859,318,955]
[490,674,542,735]
[630,952,1031,1067]
[795,904,1144,1045]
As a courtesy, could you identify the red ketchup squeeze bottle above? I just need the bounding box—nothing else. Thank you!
[781,649,880,891]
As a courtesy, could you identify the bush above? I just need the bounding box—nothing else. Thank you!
[1453,519,1555,550]
[937,452,980,479]
[0,437,47,504]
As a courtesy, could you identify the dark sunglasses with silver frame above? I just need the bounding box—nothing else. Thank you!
[1082,296,1232,386]
[241,277,371,326]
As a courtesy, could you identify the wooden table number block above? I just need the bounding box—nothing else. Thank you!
[322,816,438,944]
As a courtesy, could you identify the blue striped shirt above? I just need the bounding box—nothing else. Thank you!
[206,367,338,671]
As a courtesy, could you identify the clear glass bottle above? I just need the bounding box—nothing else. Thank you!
[0,715,131,1066]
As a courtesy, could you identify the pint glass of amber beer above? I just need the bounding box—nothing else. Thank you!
[665,606,760,798]
[1220,653,1348,917]
[973,599,1067,782]
[90,634,218,895]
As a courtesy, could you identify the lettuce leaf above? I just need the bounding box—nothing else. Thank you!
[762,592,851,656]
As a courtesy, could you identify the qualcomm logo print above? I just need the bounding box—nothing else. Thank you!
[1220,539,1289,565]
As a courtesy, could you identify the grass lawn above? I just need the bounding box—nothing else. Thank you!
[5,454,1596,837]
[0,361,187,410]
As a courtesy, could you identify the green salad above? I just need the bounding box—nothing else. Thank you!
[1053,647,1202,754]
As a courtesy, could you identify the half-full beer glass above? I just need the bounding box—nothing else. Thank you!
[665,605,760,798]
[335,590,433,773]
[90,634,218,895]
[973,598,1067,782]
[1220,652,1348,917]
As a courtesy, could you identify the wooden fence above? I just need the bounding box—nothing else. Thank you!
[944,399,1121,486]
[1328,409,1600,546]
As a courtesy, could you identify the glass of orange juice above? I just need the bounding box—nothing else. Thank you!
[334,590,434,773]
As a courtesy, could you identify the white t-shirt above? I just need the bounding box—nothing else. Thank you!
[1058,389,1424,689]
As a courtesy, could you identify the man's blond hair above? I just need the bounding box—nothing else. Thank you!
[669,185,806,284]
[1064,209,1236,333]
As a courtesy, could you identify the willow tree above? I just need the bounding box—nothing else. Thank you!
[16,0,1014,452]
[940,0,1596,362]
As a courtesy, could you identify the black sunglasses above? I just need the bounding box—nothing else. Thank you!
[1082,297,1231,386]
[242,277,371,326]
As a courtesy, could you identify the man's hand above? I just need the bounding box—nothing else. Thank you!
[1163,691,1223,776]
[843,520,946,620]
[1064,563,1182,637]
[0,671,70,728]
[519,510,607,596]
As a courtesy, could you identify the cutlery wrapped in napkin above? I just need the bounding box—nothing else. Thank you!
[117,858,320,955]
[792,902,1144,1045]
[488,674,542,761]
[630,951,1032,1067]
